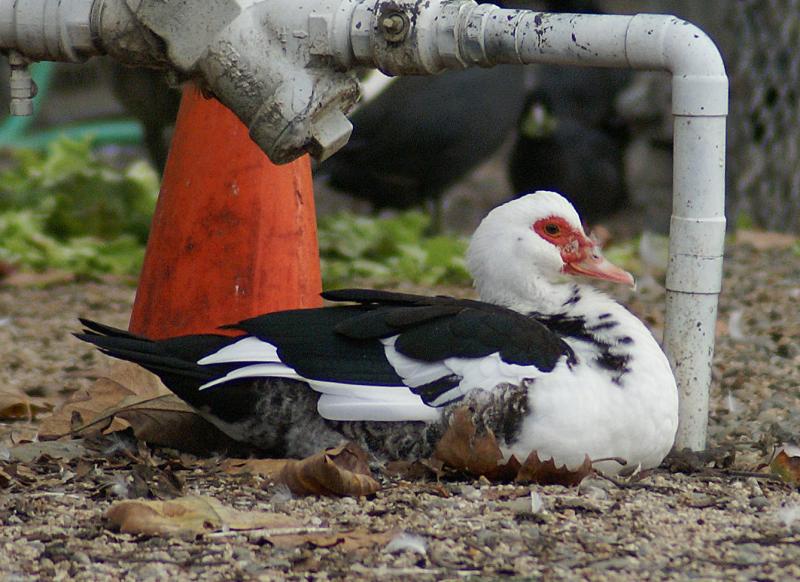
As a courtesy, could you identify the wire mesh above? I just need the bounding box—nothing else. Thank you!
[725,0,800,232]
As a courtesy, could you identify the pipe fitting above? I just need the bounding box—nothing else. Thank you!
[8,51,35,116]
[0,0,97,62]
[92,0,360,163]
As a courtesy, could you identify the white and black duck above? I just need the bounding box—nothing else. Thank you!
[77,191,678,474]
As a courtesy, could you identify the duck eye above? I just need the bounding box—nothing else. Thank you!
[544,223,561,236]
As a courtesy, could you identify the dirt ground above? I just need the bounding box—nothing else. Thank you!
[1,238,800,581]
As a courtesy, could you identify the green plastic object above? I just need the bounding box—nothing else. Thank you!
[0,62,144,148]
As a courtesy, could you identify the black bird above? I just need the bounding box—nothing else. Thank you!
[508,1,633,224]
[110,65,181,173]
[319,64,527,223]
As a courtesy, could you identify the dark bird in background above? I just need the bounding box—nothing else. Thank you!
[508,66,632,225]
[111,65,181,173]
[320,0,632,228]
[318,63,528,226]
[508,1,633,225]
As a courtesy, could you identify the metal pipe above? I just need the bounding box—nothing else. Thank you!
[477,7,729,452]
[8,50,34,115]
[0,0,97,62]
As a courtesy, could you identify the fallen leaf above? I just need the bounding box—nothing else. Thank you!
[39,362,246,454]
[8,440,90,463]
[1,423,39,449]
[114,395,249,455]
[38,377,143,439]
[223,442,380,497]
[267,528,397,551]
[433,407,520,480]
[0,390,54,420]
[770,445,800,487]
[737,230,797,251]
[515,451,592,486]
[106,495,302,537]
[280,443,380,497]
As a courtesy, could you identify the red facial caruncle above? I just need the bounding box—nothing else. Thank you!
[532,216,591,261]
[532,216,634,286]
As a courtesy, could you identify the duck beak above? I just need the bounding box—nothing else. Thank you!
[563,244,635,287]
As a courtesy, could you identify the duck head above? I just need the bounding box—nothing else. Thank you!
[467,191,634,311]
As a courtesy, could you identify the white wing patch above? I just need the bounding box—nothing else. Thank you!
[195,336,440,421]
[318,394,440,421]
[380,337,452,387]
[198,336,279,365]
[382,336,559,407]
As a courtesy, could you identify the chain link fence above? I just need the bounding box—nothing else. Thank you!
[725,0,800,232]
[609,0,800,233]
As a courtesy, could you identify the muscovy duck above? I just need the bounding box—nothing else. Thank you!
[77,192,678,474]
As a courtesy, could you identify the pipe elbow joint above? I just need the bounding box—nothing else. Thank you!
[626,14,728,117]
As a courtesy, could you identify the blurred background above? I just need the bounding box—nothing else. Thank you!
[0,0,796,287]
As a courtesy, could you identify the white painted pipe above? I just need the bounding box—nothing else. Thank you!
[338,3,728,451]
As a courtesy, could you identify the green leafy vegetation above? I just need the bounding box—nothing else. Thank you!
[0,136,158,278]
[0,137,471,287]
[318,211,470,288]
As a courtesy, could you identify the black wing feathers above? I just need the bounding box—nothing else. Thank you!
[325,289,572,372]
[229,306,403,386]
[77,289,574,406]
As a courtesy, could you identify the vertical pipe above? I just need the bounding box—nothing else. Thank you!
[664,115,727,450]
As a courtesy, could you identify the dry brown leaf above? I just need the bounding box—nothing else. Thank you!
[267,528,397,550]
[106,495,302,537]
[0,390,54,420]
[515,451,592,486]
[114,396,247,455]
[223,443,380,497]
[37,377,136,439]
[770,445,800,487]
[433,407,521,480]
[38,361,169,438]
[39,362,244,454]
[221,458,290,479]
[737,229,798,250]
[280,442,380,497]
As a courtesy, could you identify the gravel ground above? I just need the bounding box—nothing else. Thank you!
[1,239,800,581]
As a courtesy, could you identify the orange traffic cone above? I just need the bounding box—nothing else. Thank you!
[129,84,322,339]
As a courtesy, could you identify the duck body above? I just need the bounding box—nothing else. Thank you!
[78,192,677,474]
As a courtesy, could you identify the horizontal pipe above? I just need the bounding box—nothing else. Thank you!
[0,0,97,62]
